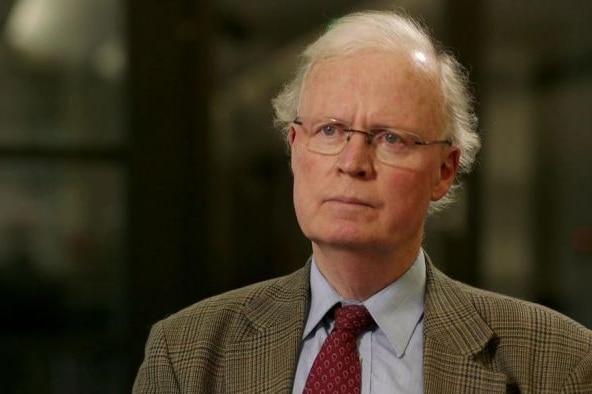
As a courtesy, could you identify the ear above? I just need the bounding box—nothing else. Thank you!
[288,125,297,146]
[431,147,460,201]
[287,126,298,174]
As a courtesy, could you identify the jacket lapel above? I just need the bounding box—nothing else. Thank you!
[225,263,311,393]
[423,260,509,393]
[424,346,509,393]
[223,258,511,392]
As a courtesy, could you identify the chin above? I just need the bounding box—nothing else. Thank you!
[307,225,383,250]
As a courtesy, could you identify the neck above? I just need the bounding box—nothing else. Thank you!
[311,240,421,301]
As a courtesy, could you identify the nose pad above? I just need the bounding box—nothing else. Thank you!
[346,129,374,145]
[338,131,375,177]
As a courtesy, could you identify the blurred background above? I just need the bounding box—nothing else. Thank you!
[0,0,590,392]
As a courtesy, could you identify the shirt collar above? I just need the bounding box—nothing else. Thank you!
[303,250,426,358]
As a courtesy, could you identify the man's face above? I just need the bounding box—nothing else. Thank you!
[289,49,459,255]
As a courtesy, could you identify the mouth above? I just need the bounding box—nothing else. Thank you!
[324,196,374,208]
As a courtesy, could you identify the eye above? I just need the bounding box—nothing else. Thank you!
[374,130,411,152]
[383,132,402,144]
[315,122,345,137]
[320,124,339,136]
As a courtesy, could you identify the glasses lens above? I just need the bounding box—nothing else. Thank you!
[373,131,412,166]
[294,118,438,168]
[306,120,347,154]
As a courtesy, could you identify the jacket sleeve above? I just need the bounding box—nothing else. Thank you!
[133,321,181,394]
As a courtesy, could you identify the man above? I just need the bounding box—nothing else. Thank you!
[133,10,592,393]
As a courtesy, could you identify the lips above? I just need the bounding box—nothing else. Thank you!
[324,196,374,208]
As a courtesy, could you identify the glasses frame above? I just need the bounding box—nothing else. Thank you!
[292,117,452,150]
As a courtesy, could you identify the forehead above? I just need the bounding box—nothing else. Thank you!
[299,49,444,131]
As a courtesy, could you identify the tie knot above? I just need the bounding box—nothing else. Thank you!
[334,304,373,337]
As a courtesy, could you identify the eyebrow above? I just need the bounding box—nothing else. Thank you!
[301,115,420,133]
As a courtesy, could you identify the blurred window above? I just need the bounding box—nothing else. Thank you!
[0,0,127,392]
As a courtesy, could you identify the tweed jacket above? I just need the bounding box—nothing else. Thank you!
[133,259,592,393]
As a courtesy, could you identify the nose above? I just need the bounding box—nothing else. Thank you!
[336,132,375,178]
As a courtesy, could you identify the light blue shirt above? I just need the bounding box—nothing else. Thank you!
[292,252,426,393]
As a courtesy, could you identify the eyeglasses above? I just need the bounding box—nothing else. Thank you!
[292,117,452,167]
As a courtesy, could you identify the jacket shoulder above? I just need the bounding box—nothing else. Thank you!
[428,263,591,343]
[157,264,310,343]
[457,279,592,345]
[426,264,592,391]
[134,265,310,393]
[440,270,592,388]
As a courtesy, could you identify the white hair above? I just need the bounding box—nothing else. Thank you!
[272,10,481,213]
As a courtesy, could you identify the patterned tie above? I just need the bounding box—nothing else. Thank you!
[303,304,374,394]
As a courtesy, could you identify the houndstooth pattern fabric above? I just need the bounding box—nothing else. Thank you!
[303,304,373,394]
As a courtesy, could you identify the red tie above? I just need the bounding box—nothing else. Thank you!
[303,304,373,394]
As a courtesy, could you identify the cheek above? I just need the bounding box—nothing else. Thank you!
[382,168,433,214]
[291,144,328,183]
[291,151,318,210]
[291,148,308,188]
